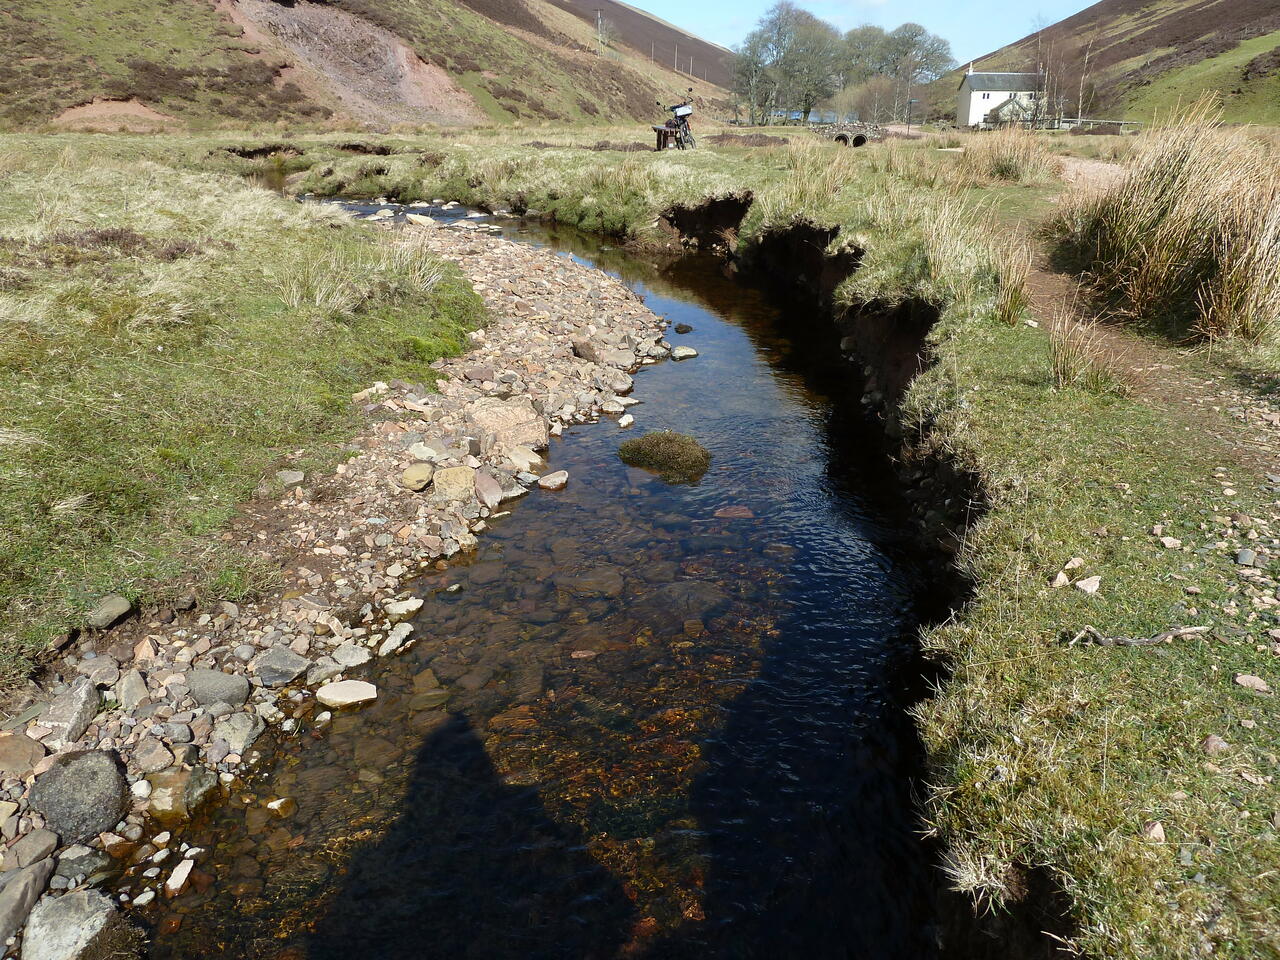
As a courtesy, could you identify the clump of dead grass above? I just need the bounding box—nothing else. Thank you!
[960,128,1062,184]
[1049,98,1280,346]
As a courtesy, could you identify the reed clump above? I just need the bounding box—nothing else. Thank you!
[959,128,1062,184]
[1049,100,1280,345]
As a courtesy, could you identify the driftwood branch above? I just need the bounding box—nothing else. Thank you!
[1067,625,1211,647]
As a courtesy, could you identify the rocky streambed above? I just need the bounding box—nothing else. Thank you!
[2,204,944,958]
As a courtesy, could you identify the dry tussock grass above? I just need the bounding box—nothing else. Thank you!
[1051,98,1280,345]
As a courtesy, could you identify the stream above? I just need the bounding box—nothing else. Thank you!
[144,206,943,959]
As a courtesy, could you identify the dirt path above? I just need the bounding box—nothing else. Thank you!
[1025,158,1280,477]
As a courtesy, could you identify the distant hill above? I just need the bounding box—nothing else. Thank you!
[0,0,730,129]
[939,0,1280,124]
[544,0,733,89]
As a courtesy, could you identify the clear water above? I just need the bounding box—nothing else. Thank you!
[143,209,941,959]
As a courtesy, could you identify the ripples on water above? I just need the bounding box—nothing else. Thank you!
[147,210,940,959]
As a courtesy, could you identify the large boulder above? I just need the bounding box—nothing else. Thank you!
[21,889,117,960]
[28,751,127,843]
[0,860,54,945]
[618,431,711,484]
[467,397,548,453]
[187,669,250,707]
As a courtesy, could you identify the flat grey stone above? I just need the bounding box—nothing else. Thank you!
[85,595,131,630]
[132,738,173,775]
[2,829,57,871]
[40,678,99,750]
[211,712,265,755]
[28,750,127,843]
[187,669,250,707]
[276,470,305,488]
[113,670,148,713]
[332,643,371,668]
[22,888,116,960]
[0,860,53,945]
[251,647,310,687]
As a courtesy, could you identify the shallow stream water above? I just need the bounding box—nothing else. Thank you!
[146,208,942,959]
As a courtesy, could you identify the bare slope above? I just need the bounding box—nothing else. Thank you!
[950,0,1280,123]
[543,0,733,88]
[0,0,729,127]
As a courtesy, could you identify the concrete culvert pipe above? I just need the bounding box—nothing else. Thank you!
[834,134,849,146]
[851,134,868,147]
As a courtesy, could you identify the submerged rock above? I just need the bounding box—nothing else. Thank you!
[29,751,127,843]
[618,431,711,484]
[147,765,218,824]
[636,581,731,632]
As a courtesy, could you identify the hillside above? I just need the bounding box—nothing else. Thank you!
[0,0,729,129]
[950,0,1280,123]
[544,0,733,88]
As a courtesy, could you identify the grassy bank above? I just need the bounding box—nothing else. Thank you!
[3,127,1278,957]
[0,137,483,677]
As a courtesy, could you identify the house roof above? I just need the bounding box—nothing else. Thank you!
[960,72,1043,92]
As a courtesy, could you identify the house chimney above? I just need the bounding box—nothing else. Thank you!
[967,62,974,75]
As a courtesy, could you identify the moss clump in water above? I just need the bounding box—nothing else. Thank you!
[618,431,711,484]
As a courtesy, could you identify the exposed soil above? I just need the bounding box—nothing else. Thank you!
[707,133,790,147]
[51,99,177,132]
[222,0,483,126]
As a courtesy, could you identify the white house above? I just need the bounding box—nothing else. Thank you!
[956,68,1044,128]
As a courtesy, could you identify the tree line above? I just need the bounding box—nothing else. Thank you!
[732,2,954,125]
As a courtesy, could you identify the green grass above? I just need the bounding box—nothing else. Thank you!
[0,135,484,676]
[1125,30,1280,125]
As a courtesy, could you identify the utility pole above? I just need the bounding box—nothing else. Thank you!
[595,9,604,56]
[674,42,678,72]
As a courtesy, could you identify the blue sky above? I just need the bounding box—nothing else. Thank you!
[634,0,1091,63]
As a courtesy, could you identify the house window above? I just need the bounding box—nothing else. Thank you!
[982,93,990,100]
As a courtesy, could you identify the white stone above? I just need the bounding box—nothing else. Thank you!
[315,681,378,709]
[164,858,193,898]
[384,598,423,618]
[1075,576,1102,595]
[538,471,569,491]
